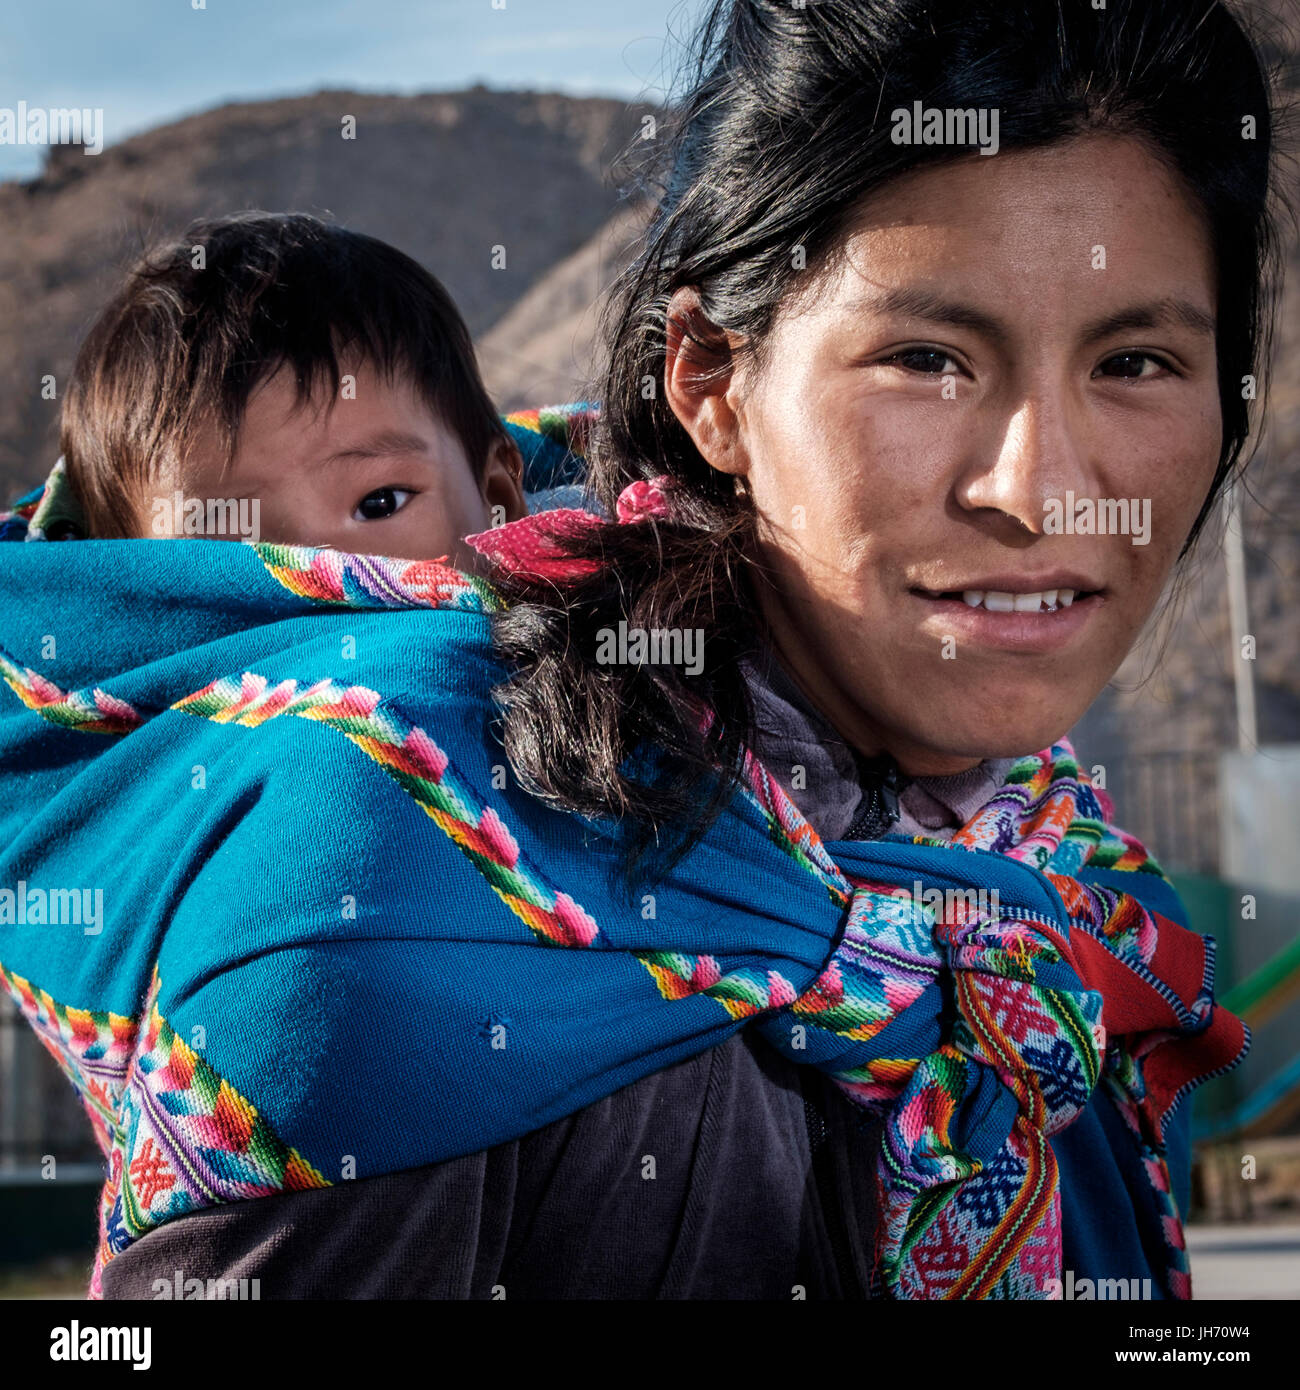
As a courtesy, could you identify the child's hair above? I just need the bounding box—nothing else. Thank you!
[61,211,507,538]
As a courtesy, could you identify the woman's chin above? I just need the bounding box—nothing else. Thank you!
[889,705,1083,770]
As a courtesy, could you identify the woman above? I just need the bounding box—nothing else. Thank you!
[0,0,1285,1299]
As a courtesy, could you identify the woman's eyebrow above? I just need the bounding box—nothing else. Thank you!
[1077,297,1217,343]
[318,430,432,466]
[846,286,1007,342]
[847,286,1216,347]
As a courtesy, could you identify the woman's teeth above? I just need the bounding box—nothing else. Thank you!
[960,589,1076,613]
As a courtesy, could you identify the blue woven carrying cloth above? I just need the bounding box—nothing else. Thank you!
[0,408,1242,1299]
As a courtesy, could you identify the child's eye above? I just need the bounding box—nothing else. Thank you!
[353,488,414,521]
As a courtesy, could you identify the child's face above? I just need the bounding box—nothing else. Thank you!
[148,361,526,566]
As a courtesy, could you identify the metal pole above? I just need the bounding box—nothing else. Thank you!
[0,998,15,1173]
[1224,483,1259,752]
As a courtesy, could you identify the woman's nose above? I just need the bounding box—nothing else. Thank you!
[955,392,1095,537]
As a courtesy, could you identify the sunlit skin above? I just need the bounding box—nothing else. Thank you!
[141,361,527,567]
[665,135,1222,777]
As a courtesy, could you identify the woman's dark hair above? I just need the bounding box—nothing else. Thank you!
[63,211,507,538]
[492,0,1292,884]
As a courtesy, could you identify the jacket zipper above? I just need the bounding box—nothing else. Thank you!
[803,1090,866,1298]
[844,753,904,840]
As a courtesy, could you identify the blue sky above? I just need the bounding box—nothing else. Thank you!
[0,0,708,181]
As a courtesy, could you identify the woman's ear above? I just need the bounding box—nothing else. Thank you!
[663,287,750,478]
[480,435,528,524]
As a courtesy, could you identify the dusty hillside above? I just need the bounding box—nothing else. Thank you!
[478,200,649,410]
[0,87,653,491]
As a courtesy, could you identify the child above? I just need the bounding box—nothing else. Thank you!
[59,211,527,565]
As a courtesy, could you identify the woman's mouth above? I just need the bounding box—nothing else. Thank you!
[951,586,1083,613]
[909,583,1106,652]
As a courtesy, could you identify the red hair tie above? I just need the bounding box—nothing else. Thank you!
[465,476,679,583]
[615,477,677,524]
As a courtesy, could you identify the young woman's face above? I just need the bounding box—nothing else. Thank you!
[671,134,1222,775]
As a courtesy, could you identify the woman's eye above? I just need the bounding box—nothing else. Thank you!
[353,487,414,522]
[882,347,960,376]
[1096,352,1172,380]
